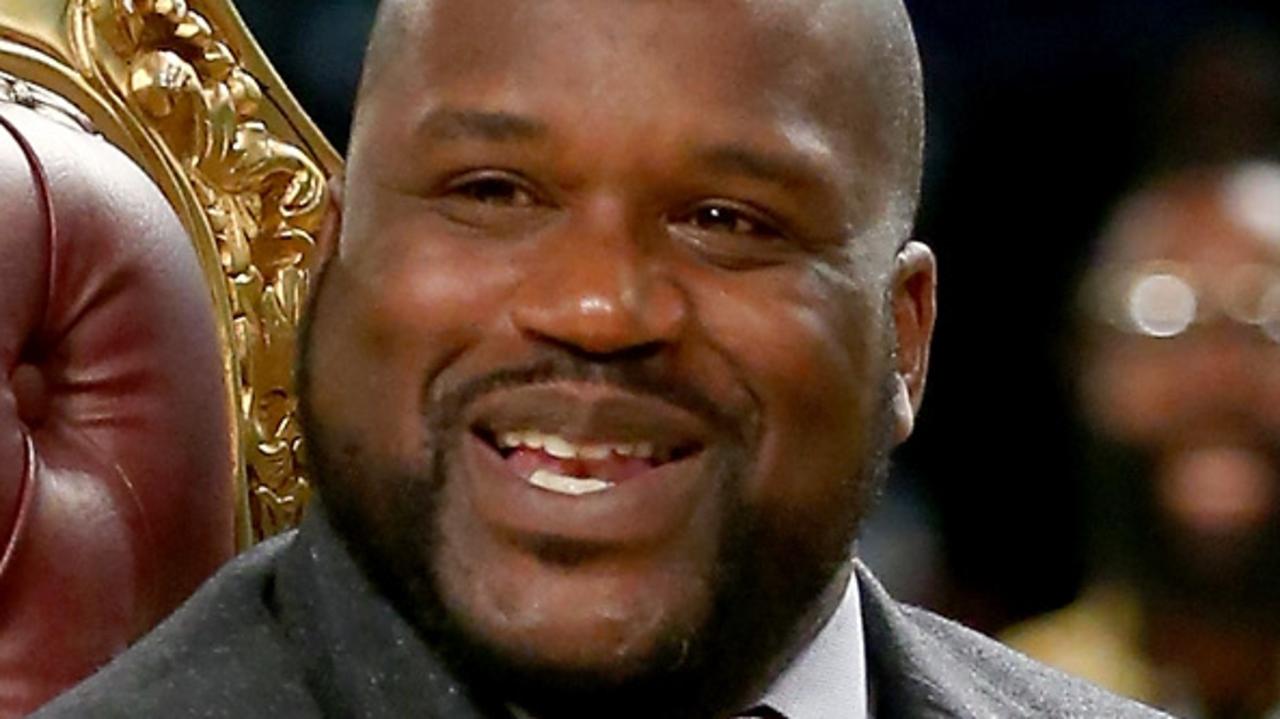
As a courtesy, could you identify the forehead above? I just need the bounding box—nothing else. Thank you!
[408,0,857,87]
[356,0,880,185]
[1107,177,1280,269]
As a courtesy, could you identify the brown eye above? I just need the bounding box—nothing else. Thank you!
[450,175,538,207]
[672,201,798,270]
[431,171,554,233]
[688,204,778,237]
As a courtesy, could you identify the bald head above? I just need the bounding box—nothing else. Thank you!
[356,0,925,243]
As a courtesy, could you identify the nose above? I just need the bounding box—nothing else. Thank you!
[1189,327,1254,394]
[1170,324,1271,420]
[510,202,688,358]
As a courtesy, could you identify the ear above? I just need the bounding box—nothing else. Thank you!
[890,241,937,445]
[313,173,345,273]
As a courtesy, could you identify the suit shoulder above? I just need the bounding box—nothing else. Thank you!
[33,533,320,718]
[854,562,1168,718]
[898,603,1168,718]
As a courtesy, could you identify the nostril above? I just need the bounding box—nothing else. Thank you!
[12,363,50,428]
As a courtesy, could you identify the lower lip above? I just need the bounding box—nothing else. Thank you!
[459,432,716,547]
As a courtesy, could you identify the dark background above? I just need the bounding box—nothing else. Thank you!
[235,0,1280,634]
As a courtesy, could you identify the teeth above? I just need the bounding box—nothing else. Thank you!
[542,435,577,459]
[618,442,655,459]
[495,430,657,461]
[528,469,614,496]
[579,445,612,461]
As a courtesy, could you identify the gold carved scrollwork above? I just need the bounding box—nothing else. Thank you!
[68,0,325,539]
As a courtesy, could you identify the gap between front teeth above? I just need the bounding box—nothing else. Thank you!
[528,469,614,496]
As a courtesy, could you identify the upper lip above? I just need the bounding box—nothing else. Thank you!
[466,381,712,460]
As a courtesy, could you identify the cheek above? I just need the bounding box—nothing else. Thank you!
[310,222,520,458]
[1253,356,1280,434]
[1093,342,1280,442]
[694,268,882,519]
[1088,346,1170,439]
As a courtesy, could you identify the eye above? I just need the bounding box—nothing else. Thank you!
[685,203,780,238]
[446,173,540,208]
[671,200,797,269]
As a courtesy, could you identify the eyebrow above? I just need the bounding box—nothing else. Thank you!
[414,108,548,143]
[410,109,833,194]
[692,143,828,190]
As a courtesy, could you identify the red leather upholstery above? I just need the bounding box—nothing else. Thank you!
[0,101,235,715]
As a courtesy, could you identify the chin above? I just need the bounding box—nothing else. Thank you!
[440,586,701,684]
[425,561,718,719]
[428,486,720,684]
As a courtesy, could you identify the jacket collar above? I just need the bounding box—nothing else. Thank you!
[856,561,990,719]
[276,503,498,719]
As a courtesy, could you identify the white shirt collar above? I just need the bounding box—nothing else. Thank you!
[754,565,868,719]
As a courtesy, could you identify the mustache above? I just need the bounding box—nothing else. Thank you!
[422,353,752,444]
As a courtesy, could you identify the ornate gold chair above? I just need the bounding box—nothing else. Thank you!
[0,1,337,713]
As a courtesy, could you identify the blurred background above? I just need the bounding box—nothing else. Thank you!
[234,0,1280,712]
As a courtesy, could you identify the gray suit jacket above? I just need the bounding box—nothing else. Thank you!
[36,506,1167,718]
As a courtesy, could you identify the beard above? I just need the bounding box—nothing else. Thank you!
[1085,435,1280,624]
[297,290,896,718]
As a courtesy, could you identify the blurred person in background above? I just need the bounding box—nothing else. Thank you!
[1004,161,1280,719]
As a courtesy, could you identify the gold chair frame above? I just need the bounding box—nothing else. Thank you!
[0,0,343,546]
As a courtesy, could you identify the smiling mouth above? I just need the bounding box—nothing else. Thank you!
[475,428,702,497]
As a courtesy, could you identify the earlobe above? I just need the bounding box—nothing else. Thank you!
[891,373,915,444]
[890,241,937,444]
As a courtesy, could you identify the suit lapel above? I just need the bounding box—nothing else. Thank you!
[856,562,989,719]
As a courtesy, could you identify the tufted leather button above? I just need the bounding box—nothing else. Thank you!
[10,363,48,429]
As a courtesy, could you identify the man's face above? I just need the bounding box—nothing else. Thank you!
[303,0,930,711]
[1084,169,1280,581]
